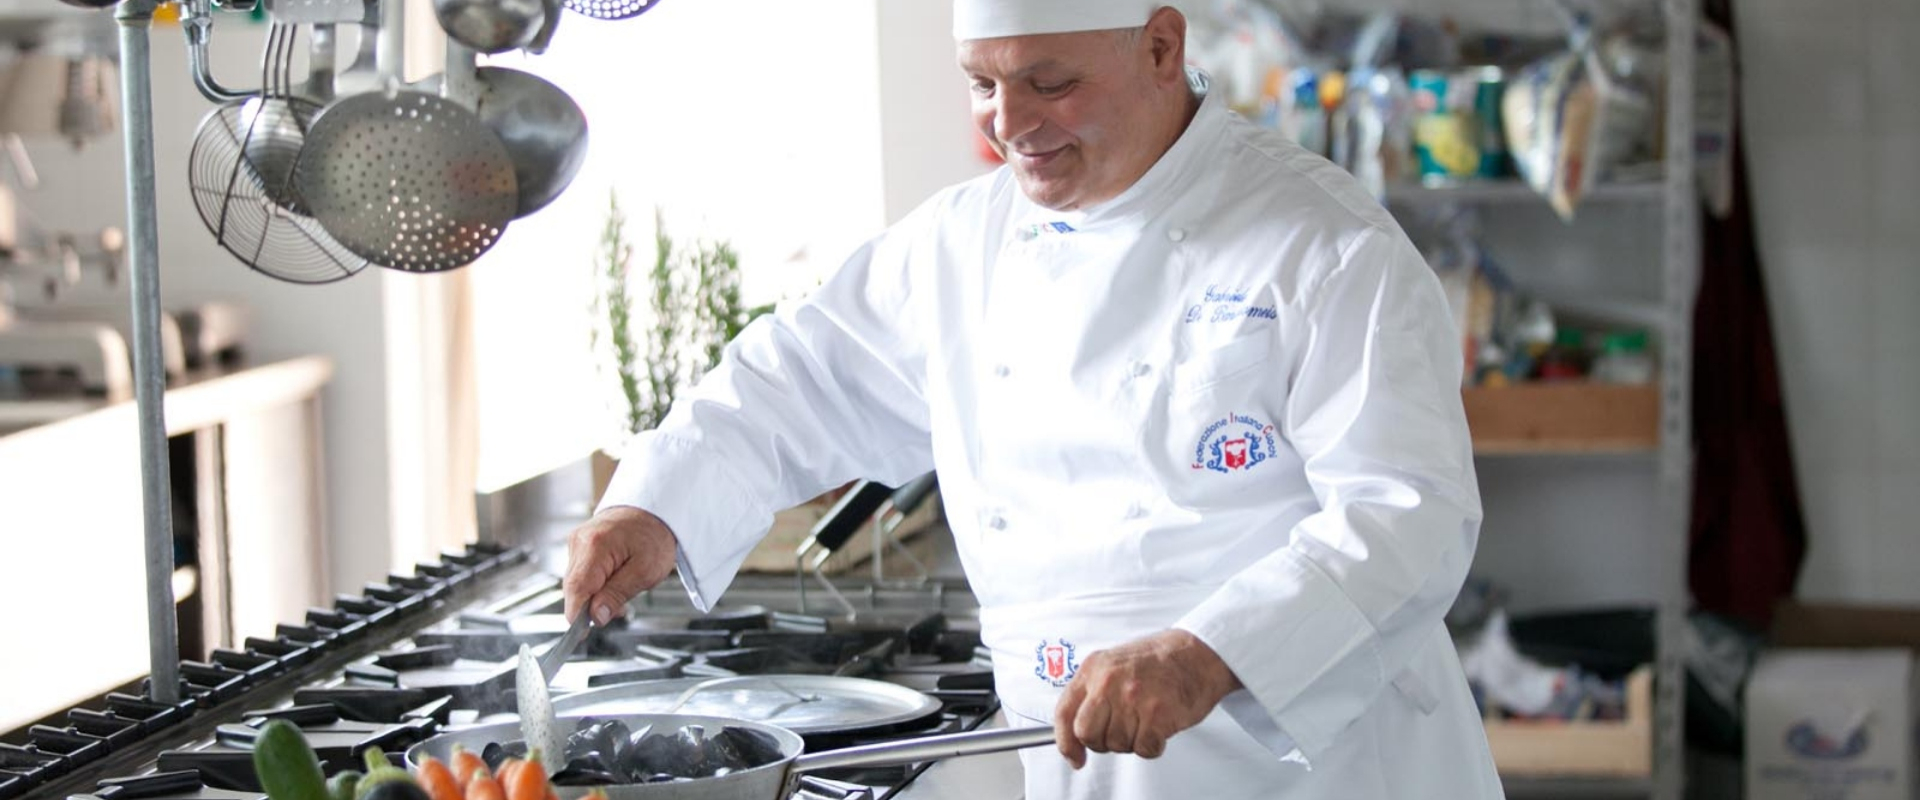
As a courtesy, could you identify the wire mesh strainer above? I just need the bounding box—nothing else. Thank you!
[294,88,518,273]
[562,0,664,22]
[186,23,370,284]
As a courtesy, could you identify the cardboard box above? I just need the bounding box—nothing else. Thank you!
[1746,649,1917,800]
[1746,603,1920,800]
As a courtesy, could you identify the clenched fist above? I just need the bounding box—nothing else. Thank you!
[563,506,680,625]
[1053,629,1242,768]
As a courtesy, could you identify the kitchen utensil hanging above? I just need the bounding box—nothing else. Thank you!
[294,85,519,272]
[434,0,549,54]
[473,66,587,217]
[561,0,662,22]
[187,22,370,284]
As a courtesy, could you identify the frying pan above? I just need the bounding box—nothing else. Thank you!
[406,713,1053,800]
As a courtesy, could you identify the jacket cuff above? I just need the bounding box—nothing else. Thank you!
[1175,548,1384,763]
[595,432,773,613]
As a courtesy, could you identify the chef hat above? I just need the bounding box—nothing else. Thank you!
[953,0,1165,40]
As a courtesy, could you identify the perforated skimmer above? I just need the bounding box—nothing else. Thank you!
[295,89,518,273]
[562,0,664,21]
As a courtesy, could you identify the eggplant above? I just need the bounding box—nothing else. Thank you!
[361,779,431,800]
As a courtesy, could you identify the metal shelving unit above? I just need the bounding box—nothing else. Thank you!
[1366,1,1700,797]
[1654,4,1700,800]
[1387,178,1666,206]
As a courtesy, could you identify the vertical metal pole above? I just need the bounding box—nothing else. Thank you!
[1655,0,1700,798]
[117,0,180,705]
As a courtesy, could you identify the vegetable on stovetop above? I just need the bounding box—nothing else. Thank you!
[327,771,362,800]
[415,756,462,800]
[449,747,490,790]
[356,748,417,800]
[252,720,329,800]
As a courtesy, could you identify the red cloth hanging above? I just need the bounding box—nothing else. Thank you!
[1688,0,1808,627]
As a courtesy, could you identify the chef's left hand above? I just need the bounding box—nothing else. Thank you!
[1052,629,1242,769]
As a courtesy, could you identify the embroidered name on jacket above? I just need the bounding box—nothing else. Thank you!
[1035,639,1079,687]
[1192,412,1280,473]
[1185,284,1278,324]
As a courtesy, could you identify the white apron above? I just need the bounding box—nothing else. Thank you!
[983,588,1503,800]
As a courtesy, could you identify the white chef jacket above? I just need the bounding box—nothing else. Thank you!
[601,73,1504,800]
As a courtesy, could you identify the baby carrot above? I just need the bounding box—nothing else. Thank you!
[449,748,489,789]
[466,775,504,800]
[504,753,550,800]
[415,757,461,800]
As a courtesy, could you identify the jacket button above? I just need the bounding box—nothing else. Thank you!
[1168,228,1187,242]
[987,515,1008,531]
[1131,362,1152,378]
[993,364,1011,378]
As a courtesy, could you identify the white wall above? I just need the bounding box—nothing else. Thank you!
[876,0,993,224]
[1738,0,1920,605]
[14,19,391,596]
[468,0,888,490]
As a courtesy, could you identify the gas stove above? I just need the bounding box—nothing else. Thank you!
[2,543,998,800]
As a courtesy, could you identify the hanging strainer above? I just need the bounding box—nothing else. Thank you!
[562,0,664,22]
[295,88,518,273]
[186,23,369,284]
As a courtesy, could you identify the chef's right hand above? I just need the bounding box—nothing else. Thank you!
[563,506,679,626]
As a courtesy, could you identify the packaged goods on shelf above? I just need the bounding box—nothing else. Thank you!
[1185,8,1668,213]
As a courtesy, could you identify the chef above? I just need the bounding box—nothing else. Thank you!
[565,1,1504,797]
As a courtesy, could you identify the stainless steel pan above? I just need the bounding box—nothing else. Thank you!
[551,675,942,735]
[405,712,1053,800]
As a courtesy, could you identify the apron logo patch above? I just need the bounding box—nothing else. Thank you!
[1034,639,1079,687]
[1191,412,1280,474]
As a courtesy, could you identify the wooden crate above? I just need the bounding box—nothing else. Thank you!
[1483,665,1654,778]
[1463,383,1661,454]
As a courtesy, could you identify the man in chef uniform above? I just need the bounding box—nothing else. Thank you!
[565,1,1504,797]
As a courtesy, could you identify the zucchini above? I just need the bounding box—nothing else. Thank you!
[251,720,328,800]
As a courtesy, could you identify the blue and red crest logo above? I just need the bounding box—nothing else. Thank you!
[1191,412,1280,474]
[1034,639,1079,687]
[1785,721,1870,760]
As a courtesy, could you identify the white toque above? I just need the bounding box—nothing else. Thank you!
[953,0,1166,40]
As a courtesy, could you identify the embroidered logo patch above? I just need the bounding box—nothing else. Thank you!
[1191,412,1280,474]
[1034,639,1079,687]
[1017,221,1077,241]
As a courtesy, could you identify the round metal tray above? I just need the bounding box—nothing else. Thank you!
[552,675,942,735]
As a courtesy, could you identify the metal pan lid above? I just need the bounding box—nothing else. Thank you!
[552,675,941,735]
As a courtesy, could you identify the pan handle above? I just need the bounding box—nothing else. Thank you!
[789,726,1056,774]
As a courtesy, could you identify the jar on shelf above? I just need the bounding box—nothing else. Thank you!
[1591,330,1655,385]
[1536,328,1589,381]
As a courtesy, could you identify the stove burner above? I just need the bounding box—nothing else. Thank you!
[159,718,434,791]
[93,770,265,800]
